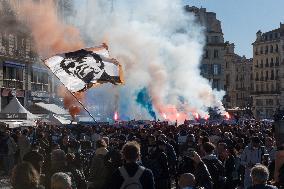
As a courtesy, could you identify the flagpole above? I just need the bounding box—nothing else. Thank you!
[40,59,96,123]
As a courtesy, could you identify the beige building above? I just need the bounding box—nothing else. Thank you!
[224,43,253,109]
[223,43,241,108]
[252,23,284,119]
[233,57,253,108]
[186,6,227,91]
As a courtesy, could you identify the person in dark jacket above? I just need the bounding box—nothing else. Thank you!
[11,162,45,189]
[109,141,155,189]
[202,142,226,189]
[248,164,278,189]
[89,139,110,189]
[158,134,177,172]
[224,148,238,189]
[45,149,77,189]
[66,153,87,189]
[178,150,213,189]
[153,140,171,189]
[191,151,213,189]
[23,148,44,174]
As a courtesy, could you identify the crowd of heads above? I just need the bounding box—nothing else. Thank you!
[0,119,283,189]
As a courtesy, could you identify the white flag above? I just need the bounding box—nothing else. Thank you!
[45,44,123,92]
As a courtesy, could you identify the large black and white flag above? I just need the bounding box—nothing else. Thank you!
[45,44,124,92]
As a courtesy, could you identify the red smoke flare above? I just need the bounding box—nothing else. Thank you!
[114,111,119,121]
[57,86,85,119]
[224,112,231,120]
[158,105,188,123]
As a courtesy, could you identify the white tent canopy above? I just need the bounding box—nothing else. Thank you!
[1,96,37,120]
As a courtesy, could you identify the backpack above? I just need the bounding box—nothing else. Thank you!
[119,166,145,189]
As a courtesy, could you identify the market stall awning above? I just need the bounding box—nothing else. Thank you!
[32,102,68,115]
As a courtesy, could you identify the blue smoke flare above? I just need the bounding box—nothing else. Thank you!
[136,88,156,120]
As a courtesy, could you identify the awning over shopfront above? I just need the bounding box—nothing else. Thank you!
[32,102,68,115]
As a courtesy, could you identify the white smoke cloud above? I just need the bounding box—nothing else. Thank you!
[74,0,225,120]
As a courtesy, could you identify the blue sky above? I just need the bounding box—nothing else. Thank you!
[184,0,284,58]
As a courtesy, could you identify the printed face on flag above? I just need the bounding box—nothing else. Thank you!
[45,45,123,93]
[60,51,105,83]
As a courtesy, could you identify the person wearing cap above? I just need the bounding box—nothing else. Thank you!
[240,136,267,189]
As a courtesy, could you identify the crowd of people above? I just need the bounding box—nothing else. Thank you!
[0,119,283,189]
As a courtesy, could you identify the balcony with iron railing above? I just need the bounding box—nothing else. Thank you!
[3,79,24,89]
[252,90,281,95]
